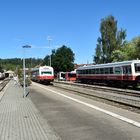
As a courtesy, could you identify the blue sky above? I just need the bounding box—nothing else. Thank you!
[0,0,140,64]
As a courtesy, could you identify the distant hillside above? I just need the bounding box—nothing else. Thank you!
[0,58,43,71]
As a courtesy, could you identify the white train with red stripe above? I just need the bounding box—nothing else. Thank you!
[31,66,54,84]
[76,60,140,87]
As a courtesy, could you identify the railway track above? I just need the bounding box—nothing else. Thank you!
[0,79,10,92]
[53,81,140,113]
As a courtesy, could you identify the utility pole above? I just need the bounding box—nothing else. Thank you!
[47,36,52,66]
[22,45,31,98]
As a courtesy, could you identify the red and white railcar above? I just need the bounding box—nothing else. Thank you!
[76,60,140,87]
[65,72,76,81]
[31,66,54,84]
[57,71,77,81]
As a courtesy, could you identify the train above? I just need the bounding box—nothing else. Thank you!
[57,72,66,81]
[65,71,76,81]
[0,72,5,80]
[57,71,76,81]
[31,66,54,84]
[76,60,140,87]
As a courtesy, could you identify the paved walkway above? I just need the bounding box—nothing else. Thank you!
[0,80,60,140]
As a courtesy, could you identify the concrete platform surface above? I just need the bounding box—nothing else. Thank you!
[0,81,60,140]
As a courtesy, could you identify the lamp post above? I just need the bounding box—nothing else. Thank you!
[47,36,52,66]
[22,45,31,98]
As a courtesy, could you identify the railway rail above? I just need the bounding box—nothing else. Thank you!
[0,79,10,92]
[53,80,140,113]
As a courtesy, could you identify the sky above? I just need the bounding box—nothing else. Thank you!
[0,0,140,64]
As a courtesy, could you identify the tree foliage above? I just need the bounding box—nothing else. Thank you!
[0,58,43,71]
[130,36,140,59]
[112,36,140,61]
[94,15,126,64]
[0,66,4,73]
[43,45,75,74]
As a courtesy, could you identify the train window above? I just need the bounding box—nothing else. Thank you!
[61,73,66,78]
[41,71,52,74]
[109,67,113,74]
[105,68,109,74]
[35,71,39,75]
[76,70,79,74]
[89,69,92,74]
[100,68,104,74]
[123,66,131,74]
[128,67,132,74]
[91,69,95,74]
[83,70,86,74]
[115,67,122,74]
[86,69,89,74]
[95,68,99,74]
[135,63,140,73]
[68,73,76,77]
[77,70,81,74]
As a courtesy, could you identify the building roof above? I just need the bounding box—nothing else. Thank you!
[5,70,14,74]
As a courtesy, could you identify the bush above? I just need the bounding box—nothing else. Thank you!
[19,78,32,87]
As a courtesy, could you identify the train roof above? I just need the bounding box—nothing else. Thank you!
[77,60,140,70]
[31,65,53,71]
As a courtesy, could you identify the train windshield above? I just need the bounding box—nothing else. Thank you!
[134,63,140,73]
[68,73,76,77]
[41,71,52,74]
[61,73,66,78]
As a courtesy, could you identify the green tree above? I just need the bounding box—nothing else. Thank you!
[43,45,75,74]
[131,36,140,59]
[43,49,56,66]
[110,50,125,62]
[0,58,43,71]
[94,15,126,63]
[94,37,103,64]
[43,55,50,66]
[16,66,22,78]
[0,66,3,73]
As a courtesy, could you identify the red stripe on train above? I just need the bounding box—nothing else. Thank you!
[37,76,54,80]
[77,75,136,81]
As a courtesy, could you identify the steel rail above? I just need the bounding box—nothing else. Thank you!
[53,81,140,111]
[0,79,10,92]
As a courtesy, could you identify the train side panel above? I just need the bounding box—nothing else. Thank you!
[76,60,140,87]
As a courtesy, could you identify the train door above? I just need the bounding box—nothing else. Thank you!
[123,65,131,80]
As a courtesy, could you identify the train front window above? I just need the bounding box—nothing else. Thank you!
[41,71,52,74]
[68,73,76,77]
[135,63,140,73]
[61,73,66,78]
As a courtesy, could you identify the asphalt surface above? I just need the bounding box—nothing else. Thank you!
[29,82,140,140]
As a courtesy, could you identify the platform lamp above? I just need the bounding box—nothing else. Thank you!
[47,36,52,66]
[22,45,31,98]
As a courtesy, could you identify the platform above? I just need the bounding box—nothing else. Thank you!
[0,80,60,140]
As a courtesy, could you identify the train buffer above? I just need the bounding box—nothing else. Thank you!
[0,80,59,140]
